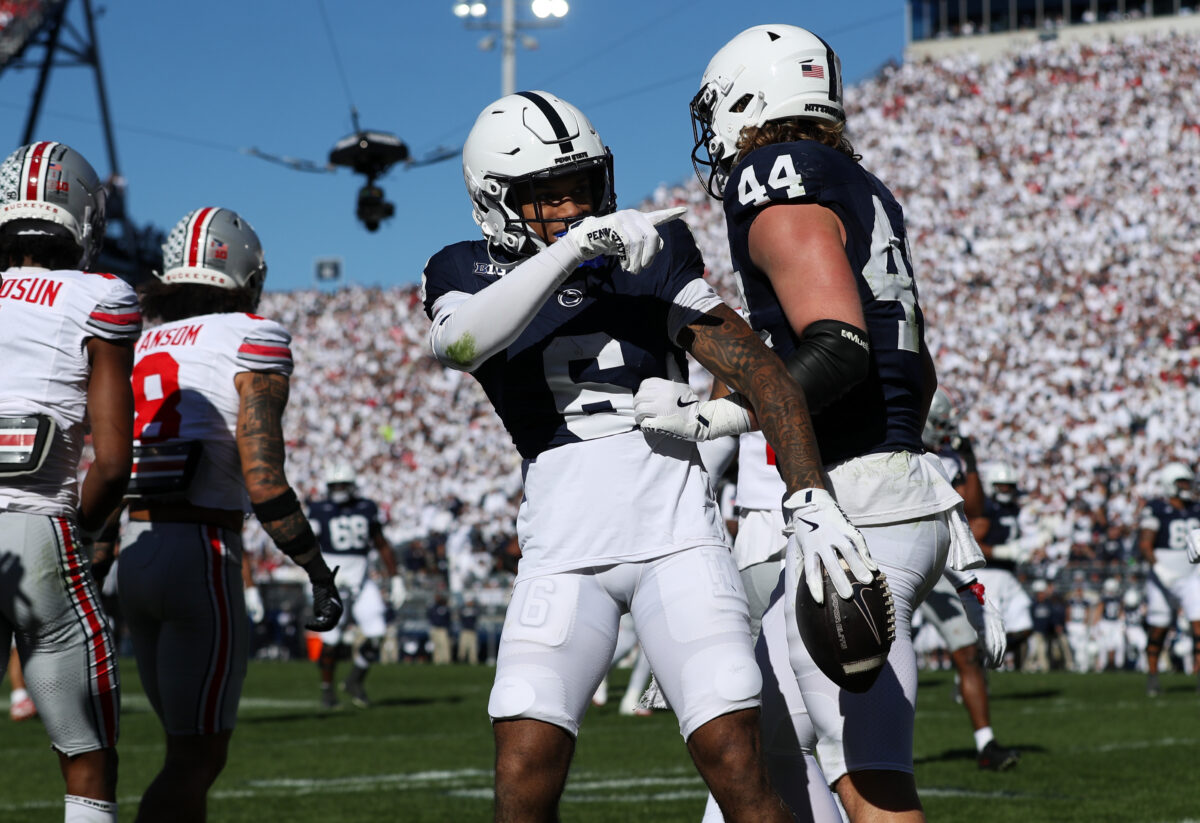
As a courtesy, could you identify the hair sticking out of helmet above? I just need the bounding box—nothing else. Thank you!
[0,141,107,269]
[462,90,616,261]
[160,208,267,306]
[690,24,844,198]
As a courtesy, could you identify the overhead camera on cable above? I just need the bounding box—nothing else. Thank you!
[328,131,410,232]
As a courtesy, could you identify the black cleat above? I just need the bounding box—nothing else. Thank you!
[341,676,371,709]
[320,685,339,711]
[978,740,1020,771]
[1146,673,1161,698]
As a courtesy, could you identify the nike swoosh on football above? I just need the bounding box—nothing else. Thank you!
[676,398,699,408]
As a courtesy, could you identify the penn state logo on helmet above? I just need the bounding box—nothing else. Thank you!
[462,90,616,260]
[160,207,267,304]
[0,141,107,268]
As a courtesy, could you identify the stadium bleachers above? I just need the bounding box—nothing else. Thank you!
[242,29,1199,641]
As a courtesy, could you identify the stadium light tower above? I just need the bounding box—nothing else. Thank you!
[453,0,568,96]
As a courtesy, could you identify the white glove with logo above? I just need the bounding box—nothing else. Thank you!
[560,207,686,274]
[244,586,265,624]
[633,377,752,442]
[957,580,1007,669]
[390,575,408,609]
[1187,529,1200,564]
[784,488,876,604]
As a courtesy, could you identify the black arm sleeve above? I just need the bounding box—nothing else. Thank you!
[784,319,871,414]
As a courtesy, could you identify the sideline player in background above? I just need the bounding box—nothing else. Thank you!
[0,141,138,822]
[920,390,1018,771]
[119,207,343,821]
[423,89,864,822]
[971,462,1037,670]
[641,24,986,820]
[309,462,404,709]
[1138,462,1200,696]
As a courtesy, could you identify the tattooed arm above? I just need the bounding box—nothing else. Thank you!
[235,371,342,629]
[677,304,826,494]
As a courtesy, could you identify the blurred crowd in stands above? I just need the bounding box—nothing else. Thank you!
[237,29,1198,667]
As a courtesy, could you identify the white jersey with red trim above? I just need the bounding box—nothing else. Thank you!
[0,266,142,516]
[131,312,293,511]
[734,431,787,512]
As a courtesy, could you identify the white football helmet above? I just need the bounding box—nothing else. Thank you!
[690,24,844,198]
[0,141,107,268]
[325,463,357,504]
[462,90,615,259]
[922,387,961,450]
[160,207,267,305]
[985,462,1019,504]
[1158,462,1194,501]
[1102,577,1121,597]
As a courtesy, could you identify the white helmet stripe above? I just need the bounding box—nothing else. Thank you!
[22,141,58,202]
[515,91,575,155]
[186,206,218,268]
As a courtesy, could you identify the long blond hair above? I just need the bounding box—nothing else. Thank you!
[735,118,860,164]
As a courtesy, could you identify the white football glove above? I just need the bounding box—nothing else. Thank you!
[957,580,1007,669]
[784,488,876,604]
[633,377,752,442]
[390,576,408,609]
[560,207,686,274]
[244,586,265,624]
[1187,528,1200,564]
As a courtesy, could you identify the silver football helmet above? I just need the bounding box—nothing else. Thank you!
[922,387,960,450]
[0,141,107,268]
[985,462,1020,504]
[462,90,615,259]
[691,24,844,198]
[325,463,357,504]
[1158,462,1194,501]
[160,207,267,305]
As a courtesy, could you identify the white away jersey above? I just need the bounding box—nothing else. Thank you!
[130,312,293,511]
[0,267,141,516]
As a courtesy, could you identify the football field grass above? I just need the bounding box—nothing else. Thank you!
[2,660,1197,822]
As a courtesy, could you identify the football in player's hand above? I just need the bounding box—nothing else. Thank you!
[796,561,896,693]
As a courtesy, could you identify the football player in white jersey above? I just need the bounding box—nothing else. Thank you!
[118,207,343,821]
[0,141,139,823]
[422,90,865,822]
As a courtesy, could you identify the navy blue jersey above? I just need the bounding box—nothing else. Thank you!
[308,497,381,558]
[423,220,707,459]
[981,497,1022,572]
[723,140,928,465]
[1100,594,1122,622]
[1139,498,1200,551]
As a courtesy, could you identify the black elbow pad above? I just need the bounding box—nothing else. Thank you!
[784,320,871,414]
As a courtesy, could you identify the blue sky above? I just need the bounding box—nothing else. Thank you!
[0,1,906,291]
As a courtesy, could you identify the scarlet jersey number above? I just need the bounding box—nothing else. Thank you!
[133,351,183,441]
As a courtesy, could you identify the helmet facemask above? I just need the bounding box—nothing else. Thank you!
[502,154,614,251]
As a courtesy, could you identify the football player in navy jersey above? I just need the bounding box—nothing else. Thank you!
[920,390,1018,771]
[971,462,1037,670]
[308,464,404,709]
[639,24,988,821]
[423,90,864,823]
[1138,462,1200,696]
